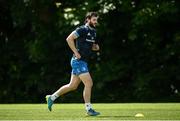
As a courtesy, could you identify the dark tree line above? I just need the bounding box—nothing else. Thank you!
[0,0,179,103]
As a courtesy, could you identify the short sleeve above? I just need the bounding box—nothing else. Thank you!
[72,27,86,38]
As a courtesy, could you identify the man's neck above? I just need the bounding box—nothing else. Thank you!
[85,23,94,30]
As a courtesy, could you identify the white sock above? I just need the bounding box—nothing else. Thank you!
[50,93,59,101]
[85,103,92,111]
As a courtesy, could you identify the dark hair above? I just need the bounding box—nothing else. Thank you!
[85,12,98,23]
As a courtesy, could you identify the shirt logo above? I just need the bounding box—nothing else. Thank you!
[86,39,95,43]
[87,32,91,36]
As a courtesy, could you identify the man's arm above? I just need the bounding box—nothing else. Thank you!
[66,32,81,59]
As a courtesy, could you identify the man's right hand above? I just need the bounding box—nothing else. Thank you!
[74,51,81,59]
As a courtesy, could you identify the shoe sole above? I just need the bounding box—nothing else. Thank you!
[87,113,100,116]
[45,95,52,111]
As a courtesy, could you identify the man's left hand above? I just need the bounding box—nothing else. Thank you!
[92,44,100,51]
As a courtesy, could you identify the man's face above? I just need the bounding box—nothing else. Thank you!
[88,16,98,28]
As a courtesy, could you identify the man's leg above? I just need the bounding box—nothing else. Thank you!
[79,72,93,103]
[46,74,81,111]
[79,72,100,116]
[52,74,81,96]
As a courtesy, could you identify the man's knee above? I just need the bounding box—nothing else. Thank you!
[85,79,93,88]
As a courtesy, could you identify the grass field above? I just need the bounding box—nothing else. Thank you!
[0,103,180,120]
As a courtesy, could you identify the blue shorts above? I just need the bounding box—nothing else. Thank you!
[70,57,89,75]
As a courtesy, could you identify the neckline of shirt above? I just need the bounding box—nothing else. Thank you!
[85,23,95,30]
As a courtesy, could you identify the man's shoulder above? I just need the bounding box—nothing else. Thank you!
[75,25,89,35]
[76,25,88,31]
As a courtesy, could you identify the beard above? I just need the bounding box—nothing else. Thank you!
[89,21,96,28]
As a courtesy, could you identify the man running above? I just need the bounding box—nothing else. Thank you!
[46,12,100,116]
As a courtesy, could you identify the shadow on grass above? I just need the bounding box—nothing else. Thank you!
[85,115,134,119]
[98,115,133,118]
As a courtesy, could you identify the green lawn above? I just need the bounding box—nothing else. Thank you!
[0,103,180,120]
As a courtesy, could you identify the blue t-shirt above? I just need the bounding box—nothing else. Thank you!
[73,25,97,62]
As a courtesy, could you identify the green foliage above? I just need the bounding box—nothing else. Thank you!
[0,0,179,103]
